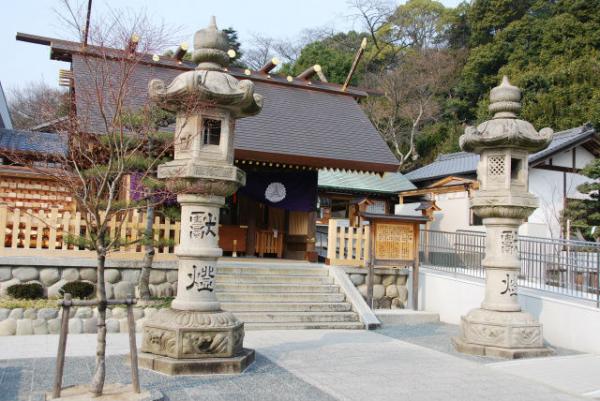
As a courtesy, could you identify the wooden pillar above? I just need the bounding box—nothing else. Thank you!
[412,224,420,310]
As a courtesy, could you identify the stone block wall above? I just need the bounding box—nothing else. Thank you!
[344,267,410,309]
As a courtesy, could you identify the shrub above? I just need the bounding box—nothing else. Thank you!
[6,282,44,300]
[60,281,95,299]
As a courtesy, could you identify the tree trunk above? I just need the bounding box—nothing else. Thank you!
[91,246,107,396]
[138,203,155,300]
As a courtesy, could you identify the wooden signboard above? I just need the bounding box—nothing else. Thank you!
[375,223,415,261]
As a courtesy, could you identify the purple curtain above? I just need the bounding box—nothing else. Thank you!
[239,170,317,211]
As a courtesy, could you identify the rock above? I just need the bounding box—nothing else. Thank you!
[0,319,17,335]
[39,268,60,286]
[372,284,385,300]
[171,282,178,296]
[68,318,83,334]
[149,270,166,285]
[0,308,9,320]
[119,318,129,333]
[151,282,173,297]
[106,319,120,333]
[83,317,97,333]
[0,267,11,281]
[74,307,93,319]
[132,308,144,320]
[135,318,146,332]
[12,267,38,282]
[397,285,409,303]
[79,268,97,282]
[16,319,33,335]
[166,270,178,283]
[0,278,21,297]
[9,308,24,319]
[114,281,135,299]
[396,275,408,286]
[47,279,67,298]
[104,269,121,284]
[357,284,368,298]
[105,282,114,299]
[23,308,37,320]
[385,284,399,298]
[47,318,61,334]
[379,297,392,309]
[111,307,126,319]
[382,275,395,287]
[32,319,48,335]
[144,307,158,319]
[38,308,59,320]
[349,274,365,286]
[391,298,404,309]
[61,268,79,282]
[372,298,380,309]
[121,269,140,283]
[372,274,382,285]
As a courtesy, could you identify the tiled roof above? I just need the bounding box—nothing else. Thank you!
[405,125,597,183]
[0,128,67,156]
[318,169,415,194]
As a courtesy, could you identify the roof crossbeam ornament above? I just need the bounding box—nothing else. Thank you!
[296,64,326,82]
[259,57,280,74]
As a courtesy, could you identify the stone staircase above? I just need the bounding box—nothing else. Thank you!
[215,262,364,330]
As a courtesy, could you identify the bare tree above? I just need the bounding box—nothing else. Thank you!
[363,49,463,166]
[8,82,69,130]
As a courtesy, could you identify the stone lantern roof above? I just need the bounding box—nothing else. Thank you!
[460,76,553,154]
[148,17,263,118]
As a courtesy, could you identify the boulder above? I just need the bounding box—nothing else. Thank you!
[349,274,365,286]
[357,284,368,298]
[105,282,114,299]
[391,298,404,309]
[0,308,9,320]
[68,318,83,334]
[0,278,21,297]
[38,308,59,320]
[149,270,166,285]
[0,267,11,281]
[12,267,38,282]
[61,268,79,282]
[135,318,146,333]
[171,283,178,296]
[106,319,120,333]
[397,285,409,303]
[23,308,37,320]
[381,275,395,287]
[114,281,135,299]
[379,297,392,309]
[83,317,98,333]
[79,268,97,283]
[385,284,399,298]
[74,307,93,319]
[104,269,121,284]
[166,270,178,283]
[372,274,382,285]
[16,319,33,335]
[372,284,385,300]
[47,318,61,334]
[47,279,67,298]
[111,307,126,319]
[121,269,140,283]
[396,275,408,286]
[39,268,60,286]
[0,318,17,335]
[151,282,173,297]
[132,308,144,320]
[119,318,129,333]
[32,319,48,335]
[144,307,158,319]
[9,308,24,319]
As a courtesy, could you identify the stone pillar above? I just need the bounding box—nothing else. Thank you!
[139,17,263,375]
[452,77,554,359]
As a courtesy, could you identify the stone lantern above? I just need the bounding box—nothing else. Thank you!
[452,76,554,358]
[139,17,263,375]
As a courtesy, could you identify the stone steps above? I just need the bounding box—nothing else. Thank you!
[213,262,363,330]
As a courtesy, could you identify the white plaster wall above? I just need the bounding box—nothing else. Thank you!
[430,193,473,232]
[418,268,600,354]
[551,147,595,169]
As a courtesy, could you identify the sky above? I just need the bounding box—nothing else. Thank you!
[0,0,463,99]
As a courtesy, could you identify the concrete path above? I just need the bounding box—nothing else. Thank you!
[0,329,596,401]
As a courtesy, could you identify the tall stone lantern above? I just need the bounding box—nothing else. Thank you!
[452,77,554,358]
[139,17,263,375]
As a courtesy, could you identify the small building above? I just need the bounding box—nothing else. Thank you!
[401,124,600,238]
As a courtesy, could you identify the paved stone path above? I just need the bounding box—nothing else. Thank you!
[0,326,596,401]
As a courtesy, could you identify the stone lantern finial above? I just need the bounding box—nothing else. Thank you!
[192,16,230,68]
[489,76,521,119]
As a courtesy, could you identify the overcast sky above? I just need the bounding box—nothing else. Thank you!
[1,0,463,98]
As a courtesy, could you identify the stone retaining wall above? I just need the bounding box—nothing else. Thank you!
[0,265,178,299]
[0,305,157,336]
[344,267,410,309]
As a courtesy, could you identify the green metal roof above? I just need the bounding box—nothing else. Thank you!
[318,169,415,194]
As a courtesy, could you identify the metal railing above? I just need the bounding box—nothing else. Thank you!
[420,229,600,307]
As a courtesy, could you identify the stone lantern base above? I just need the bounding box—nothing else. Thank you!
[452,308,553,359]
[139,308,254,375]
